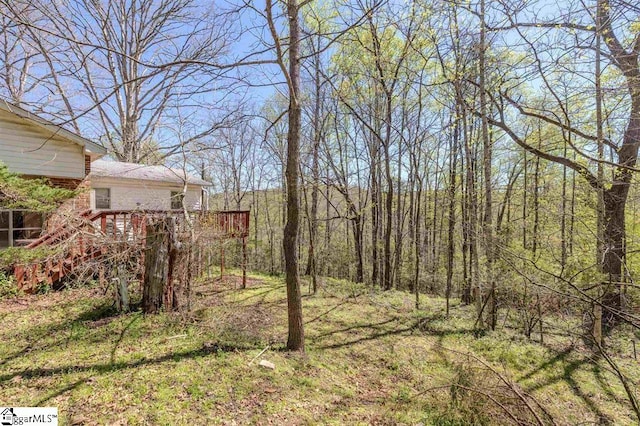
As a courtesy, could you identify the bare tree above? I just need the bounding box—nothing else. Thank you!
[263,0,305,351]
[486,0,640,329]
[2,0,230,163]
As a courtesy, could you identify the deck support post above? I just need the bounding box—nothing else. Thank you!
[242,236,247,289]
[220,245,225,281]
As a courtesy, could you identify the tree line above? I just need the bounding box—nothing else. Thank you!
[1,0,639,364]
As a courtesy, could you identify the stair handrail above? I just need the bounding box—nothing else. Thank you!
[26,209,95,249]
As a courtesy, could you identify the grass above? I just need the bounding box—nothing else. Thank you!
[1,271,639,425]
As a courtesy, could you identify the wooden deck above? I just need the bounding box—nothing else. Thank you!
[12,210,250,292]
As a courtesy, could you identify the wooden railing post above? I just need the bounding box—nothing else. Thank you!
[30,264,37,290]
[14,265,24,289]
[242,236,247,289]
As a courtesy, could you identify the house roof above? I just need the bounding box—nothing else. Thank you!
[0,100,107,156]
[90,160,211,186]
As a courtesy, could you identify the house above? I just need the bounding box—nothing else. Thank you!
[89,160,210,212]
[0,100,210,248]
[0,100,247,293]
[0,100,106,248]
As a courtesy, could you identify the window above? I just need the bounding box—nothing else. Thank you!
[12,211,43,245]
[0,212,9,248]
[171,191,184,210]
[0,210,44,248]
[95,188,111,209]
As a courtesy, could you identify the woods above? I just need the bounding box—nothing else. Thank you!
[199,0,640,346]
[1,0,640,422]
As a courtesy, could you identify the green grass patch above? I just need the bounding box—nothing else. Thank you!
[0,271,638,424]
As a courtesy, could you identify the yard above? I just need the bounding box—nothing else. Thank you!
[1,273,638,425]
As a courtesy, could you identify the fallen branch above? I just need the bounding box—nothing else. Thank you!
[248,345,271,365]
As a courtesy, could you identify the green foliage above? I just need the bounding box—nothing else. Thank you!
[0,162,76,212]
[0,270,19,299]
[0,273,638,424]
[0,246,58,269]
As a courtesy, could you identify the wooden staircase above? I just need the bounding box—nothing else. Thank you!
[12,210,250,293]
[13,210,153,292]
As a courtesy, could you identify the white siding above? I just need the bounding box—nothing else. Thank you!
[90,177,203,211]
[0,109,85,179]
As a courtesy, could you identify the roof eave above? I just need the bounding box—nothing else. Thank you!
[90,173,212,187]
[0,100,107,156]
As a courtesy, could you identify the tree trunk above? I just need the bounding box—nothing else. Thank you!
[115,265,129,313]
[370,135,380,288]
[462,109,475,305]
[594,13,606,339]
[479,0,495,330]
[446,112,458,317]
[522,148,528,250]
[383,132,394,292]
[394,121,405,290]
[304,34,322,295]
[143,218,171,314]
[532,131,541,255]
[601,188,628,327]
[352,215,364,283]
[283,0,305,352]
[431,144,440,294]
[414,178,423,309]
[561,133,568,269]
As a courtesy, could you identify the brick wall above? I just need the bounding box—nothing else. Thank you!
[41,176,90,211]
[47,177,84,190]
[19,175,91,232]
[46,178,90,231]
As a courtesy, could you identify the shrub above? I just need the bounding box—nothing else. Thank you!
[0,246,59,269]
[0,271,19,299]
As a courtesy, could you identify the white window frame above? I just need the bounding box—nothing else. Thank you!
[0,210,44,248]
[95,188,111,209]
[170,191,184,210]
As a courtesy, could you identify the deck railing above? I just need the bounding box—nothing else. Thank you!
[12,209,250,292]
[204,210,250,238]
